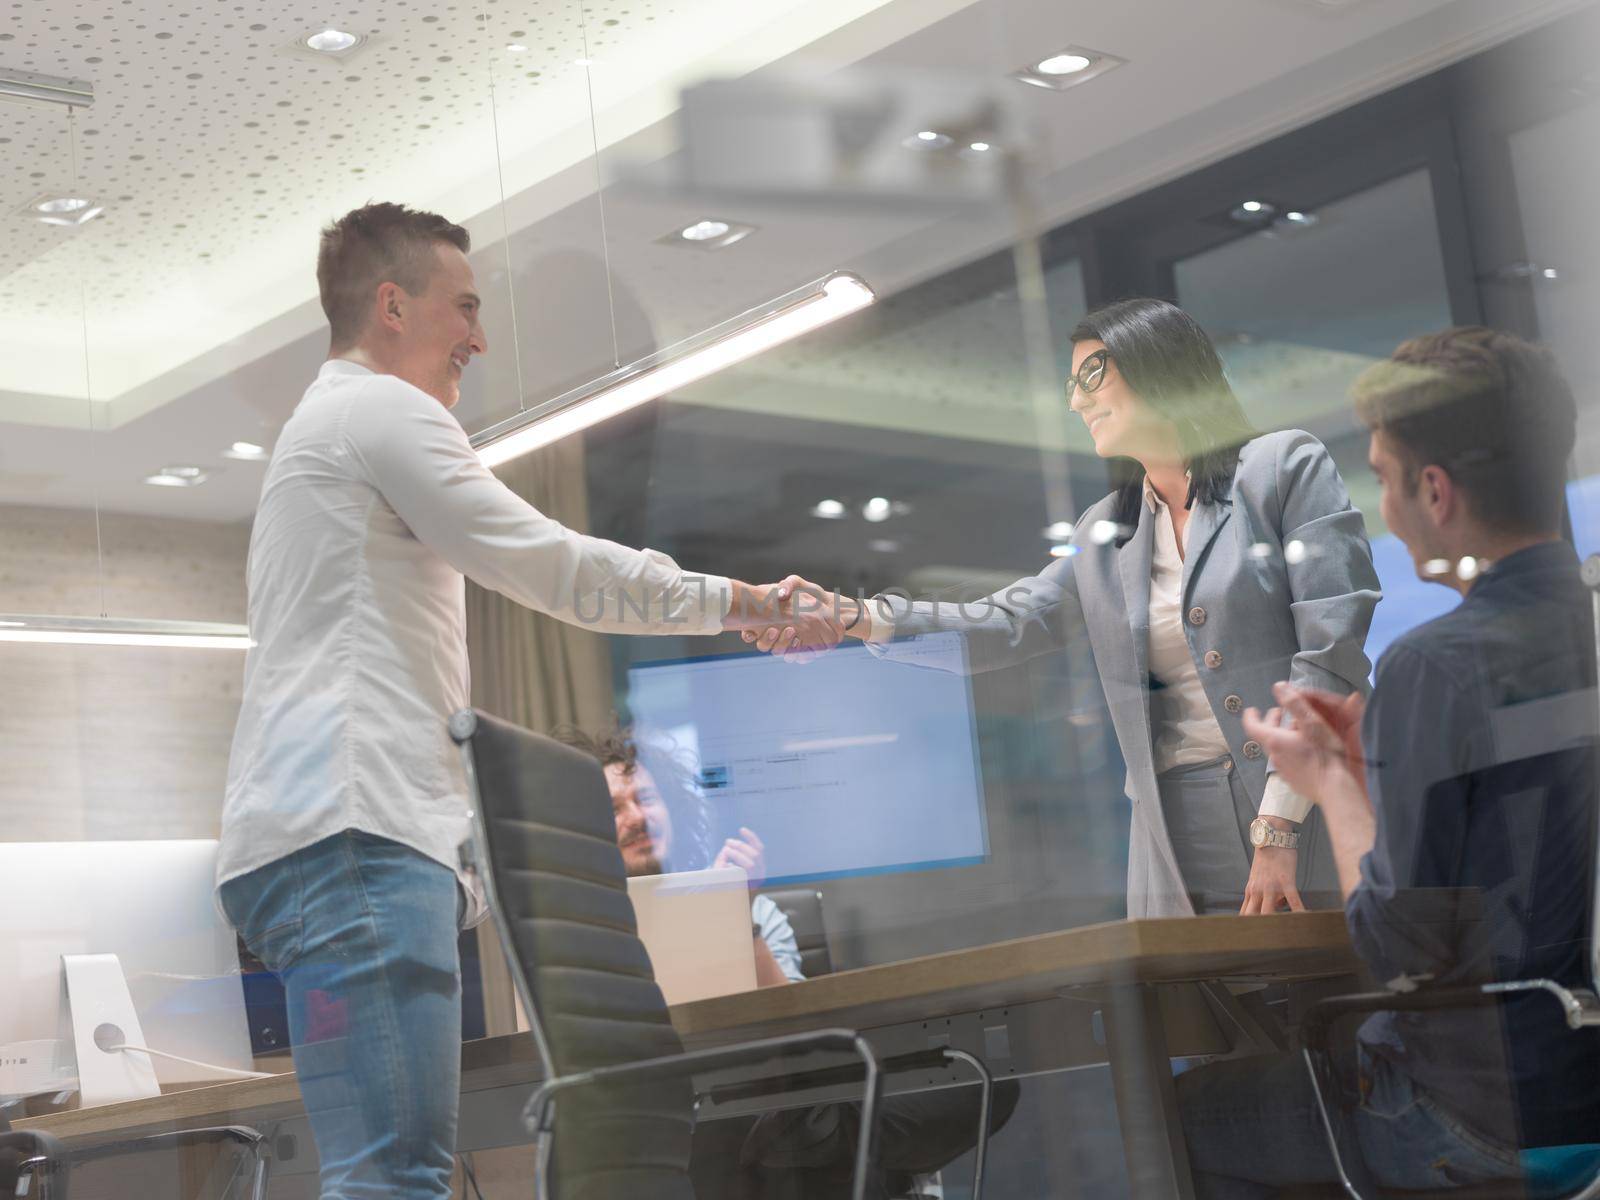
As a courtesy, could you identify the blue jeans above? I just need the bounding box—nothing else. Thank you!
[220,831,464,1200]
[1176,1048,1522,1198]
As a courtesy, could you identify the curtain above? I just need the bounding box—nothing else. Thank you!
[465,434,616,1034]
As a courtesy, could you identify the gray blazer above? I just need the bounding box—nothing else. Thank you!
[873,429,1381,917]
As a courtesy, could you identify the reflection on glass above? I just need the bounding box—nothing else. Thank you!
[1176,169,1459,662]
[629,632,987,884]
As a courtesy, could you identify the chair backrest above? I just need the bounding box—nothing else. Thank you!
[451,709,695,1200]
[1587,582,1600,992]
[764,888,834,978]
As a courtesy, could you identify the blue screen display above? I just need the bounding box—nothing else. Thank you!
[627,631,989,884]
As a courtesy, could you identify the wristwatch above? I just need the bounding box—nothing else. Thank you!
[1248,816,1300,849]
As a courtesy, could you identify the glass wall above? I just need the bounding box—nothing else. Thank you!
[5,2,1600,1196]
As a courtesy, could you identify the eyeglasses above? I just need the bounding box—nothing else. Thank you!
[1064,349,1110,402]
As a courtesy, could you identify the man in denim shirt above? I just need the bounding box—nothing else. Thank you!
[1176,327,1600,1196]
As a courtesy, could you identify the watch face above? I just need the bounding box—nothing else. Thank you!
[1249,820,1268,847]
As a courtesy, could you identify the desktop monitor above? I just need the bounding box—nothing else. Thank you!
[627,630,989,884]
[0,839,255,1098]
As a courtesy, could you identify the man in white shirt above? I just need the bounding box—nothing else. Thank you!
[217,202,839,1200]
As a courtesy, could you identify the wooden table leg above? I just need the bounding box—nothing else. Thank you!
[1101,983,1196,1200]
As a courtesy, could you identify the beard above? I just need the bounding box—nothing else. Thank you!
[621,841,663,878]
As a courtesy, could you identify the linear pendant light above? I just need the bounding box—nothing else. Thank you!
[0,614,254,650]
[473,272,875,468]
[0,68,95,109]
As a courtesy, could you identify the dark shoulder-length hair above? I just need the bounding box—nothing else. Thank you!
[1069,298,1256,538]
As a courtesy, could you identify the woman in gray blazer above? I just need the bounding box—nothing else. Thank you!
[749,298,1380,918]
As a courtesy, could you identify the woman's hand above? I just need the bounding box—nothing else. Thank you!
[738,577,847,662]
[1240,838,1304,915]
[713,826,767,889]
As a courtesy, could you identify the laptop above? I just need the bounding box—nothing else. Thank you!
[625,866,758,1005]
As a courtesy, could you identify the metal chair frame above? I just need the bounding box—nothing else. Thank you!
[0,1124,267,1200]
[451,709,998,1200]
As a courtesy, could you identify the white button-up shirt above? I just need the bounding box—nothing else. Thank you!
[218,360,731,922]
[1144,480,1306,822]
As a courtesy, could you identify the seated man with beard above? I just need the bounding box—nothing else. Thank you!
[554,723,1019,1200]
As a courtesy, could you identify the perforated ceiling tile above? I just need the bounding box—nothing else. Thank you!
[0,0,894,410]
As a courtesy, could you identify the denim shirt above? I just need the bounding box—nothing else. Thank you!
[1347,541,1600,1148]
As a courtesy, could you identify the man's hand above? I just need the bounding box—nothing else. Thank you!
[1240,829,1304,915]
[713,826,767,890]
[1246,683,1375,903]
[732,575,848,661]
[1242,684,1367,808]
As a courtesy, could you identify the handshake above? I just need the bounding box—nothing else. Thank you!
[726,576,867,660]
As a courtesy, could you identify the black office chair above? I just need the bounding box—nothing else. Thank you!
[765,888,835,979]
[1301,726,1600,1199]
[449,709,886,1200]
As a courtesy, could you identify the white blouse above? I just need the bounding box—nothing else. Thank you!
[1144,479,1306,822]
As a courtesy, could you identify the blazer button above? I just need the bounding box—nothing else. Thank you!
[1188,606,1208,627]
[1204,650,1223,669]
[1224,694,1243,713]
[1242,740,1264,760]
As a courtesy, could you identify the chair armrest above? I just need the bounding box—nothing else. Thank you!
[1302,979,1600,1056]
[705,1047,957,1106]
[533,1028,874,1105]
[1,1129,68,1196]
[1301,986,1491,1056]
[65,1124,266,1165]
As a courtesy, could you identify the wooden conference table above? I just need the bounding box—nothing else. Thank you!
[18,911,1358,1199]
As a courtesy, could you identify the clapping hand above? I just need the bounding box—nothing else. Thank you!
[1242,683,1368,808]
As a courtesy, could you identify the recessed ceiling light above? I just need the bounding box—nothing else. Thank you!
[902,130,954,150]
[1043,520,1075,540]
[223,441,268,461]
[1038,53,1093,76]
[868,539,901,554]
[1284,210,1316,224]
[1012,46,1125,91]
[656,218,755,250]
[144,465,210,488]
[1543,267,1560,280]
[811,499,847,520]
[1230,199,1278,222]
[22,194,105,228]
[968,141,992,153]
[506,43,529,54]
[38,207,104,227]
[1049,543,1079,558]
[306,28,360,53]
[682,219,731,242]
[862,497,893,523]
